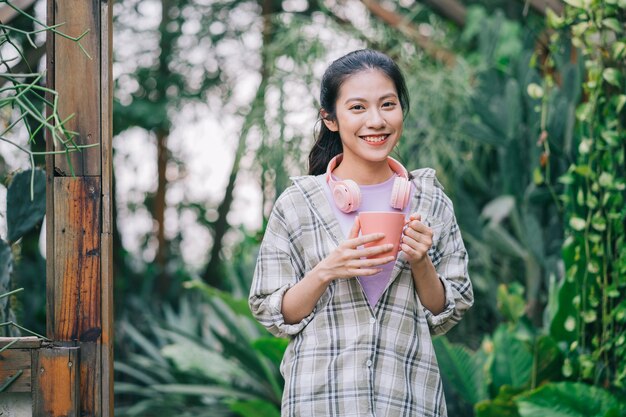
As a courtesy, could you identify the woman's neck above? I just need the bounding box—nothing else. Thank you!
[333,158,394,185]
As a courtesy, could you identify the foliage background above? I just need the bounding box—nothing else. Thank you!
[0,0,624,415]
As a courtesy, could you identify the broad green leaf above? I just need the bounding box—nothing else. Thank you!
[516,382,626,417]
[6,169,46,243]
[481,195,515,224]
[432,336,488,406]
[186,280,252,318]
[484,224,528,260]
[475,386,523,417]
[152,384,258,400]
[229,399,280,417]
[251,337,289,366]
[491,325,533,389]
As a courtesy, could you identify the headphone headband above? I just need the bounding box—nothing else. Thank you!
[325,153,411,213]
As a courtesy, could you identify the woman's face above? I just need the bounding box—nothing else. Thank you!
[323,69,403,167]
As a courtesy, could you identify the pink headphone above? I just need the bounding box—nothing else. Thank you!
[326,153,411,213]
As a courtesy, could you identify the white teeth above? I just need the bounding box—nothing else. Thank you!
[362,135,387,143]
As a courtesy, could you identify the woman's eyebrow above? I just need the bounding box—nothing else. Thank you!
[343,93,399,104]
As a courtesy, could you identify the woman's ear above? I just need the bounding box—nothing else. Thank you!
[320,109,338,132]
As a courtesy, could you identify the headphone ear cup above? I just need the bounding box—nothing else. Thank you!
[391,177,411,210]
[333,179,361,213]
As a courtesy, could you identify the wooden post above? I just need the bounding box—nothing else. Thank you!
[45,0,113,415]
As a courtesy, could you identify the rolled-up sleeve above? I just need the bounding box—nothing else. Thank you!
[424,215,473,336]
[249,197,314,338]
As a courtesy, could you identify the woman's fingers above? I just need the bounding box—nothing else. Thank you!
[348,216,361,239]
[344,232,386,249]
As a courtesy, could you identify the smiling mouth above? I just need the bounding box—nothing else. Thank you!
[361,134,389,144]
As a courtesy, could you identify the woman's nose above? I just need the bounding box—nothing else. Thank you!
[366,109,386,128]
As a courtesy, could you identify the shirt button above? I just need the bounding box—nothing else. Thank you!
[369,317,376,324]
[366,360,372,367]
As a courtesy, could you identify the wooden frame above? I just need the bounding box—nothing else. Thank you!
[0,0,113,415]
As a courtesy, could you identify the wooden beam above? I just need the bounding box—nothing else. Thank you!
[46,0,113,414]
[0,336,42,349]
[51,177,101,342]
[0,349,31,393]
[32,346,80,417]
[53,0,101,175]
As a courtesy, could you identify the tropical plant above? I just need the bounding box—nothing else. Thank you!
[434,283,626,417]
[115,282,285,417]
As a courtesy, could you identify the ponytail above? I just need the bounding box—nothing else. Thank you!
[308,121,343,175]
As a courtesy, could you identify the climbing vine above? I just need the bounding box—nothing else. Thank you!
[546,0,626,390]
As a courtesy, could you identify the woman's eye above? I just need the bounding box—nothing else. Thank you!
[350,104,365,110]
[382,101,397,108]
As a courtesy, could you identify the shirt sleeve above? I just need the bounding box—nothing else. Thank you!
[423,215,474,336]
[248,196,314,338]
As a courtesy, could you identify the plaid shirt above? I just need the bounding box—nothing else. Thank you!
[249,168,473,417]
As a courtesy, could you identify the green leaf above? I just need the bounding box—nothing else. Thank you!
[186,280,252,318]
[151,384,258,400]
[491,325,533,389]
[568,217,586,231]
[432,336,488,406]
[229,399,280,417]
[613,42,626,60]
[526,83,544,99]
[6,169,46,243]
[497,283,526,323]
[598,172,614,187]
[602,68,622,87]
[600,131,620,147]
[602,18,623,33]
[516,382,626,417]
[484,223,528,260]
[481,195,515,224]
[475,386,523,417]
[251,337,288,367]
[615,95,626,113]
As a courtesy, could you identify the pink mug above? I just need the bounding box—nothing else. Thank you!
[359,211,407,259]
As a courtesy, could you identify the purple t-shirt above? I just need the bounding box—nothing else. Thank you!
[320,174,415,307]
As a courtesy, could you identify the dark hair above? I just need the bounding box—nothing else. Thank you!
[308,49,410,175]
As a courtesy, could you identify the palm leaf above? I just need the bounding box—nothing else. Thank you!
[516,382,626,417]
[432,336,488,405]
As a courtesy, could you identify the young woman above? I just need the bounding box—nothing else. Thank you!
[249,49,473,417]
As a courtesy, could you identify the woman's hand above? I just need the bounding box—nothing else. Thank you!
[401,213,433,267]
[314,216,396,283]
[282,216,395,324]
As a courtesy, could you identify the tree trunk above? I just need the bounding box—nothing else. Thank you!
[418,0,466,27]
[154,128,170,294]
[202,0,277,289]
